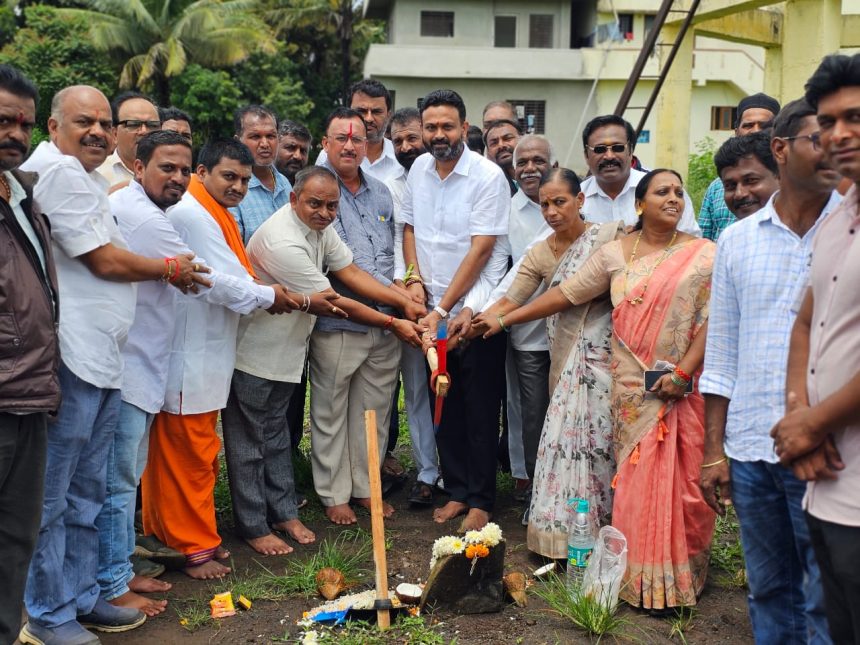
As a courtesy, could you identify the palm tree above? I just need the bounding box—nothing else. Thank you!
[63,0,276,105]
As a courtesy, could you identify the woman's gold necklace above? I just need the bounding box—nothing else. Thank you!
[623,229,678,305]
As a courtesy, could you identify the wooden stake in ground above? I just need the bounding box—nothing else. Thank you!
[364,409,391,630]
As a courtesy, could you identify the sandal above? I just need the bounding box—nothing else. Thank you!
[408,481,434,506]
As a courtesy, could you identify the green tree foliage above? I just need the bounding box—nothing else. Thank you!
[169,64,243,142]
[0,5,120,128]
[231,46,314,124]
[687,137,719,213]
[0,7,17,47]
[66,0,276,105]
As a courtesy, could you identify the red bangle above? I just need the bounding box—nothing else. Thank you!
[383,315,394,330]
[675,366,692,382]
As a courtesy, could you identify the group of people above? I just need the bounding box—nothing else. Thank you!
[0,50,858,645]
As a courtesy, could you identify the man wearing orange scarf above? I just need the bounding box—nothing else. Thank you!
[141,140,297,580]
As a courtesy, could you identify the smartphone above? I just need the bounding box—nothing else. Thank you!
[644,370,692,394]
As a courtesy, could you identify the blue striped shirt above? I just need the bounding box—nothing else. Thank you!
[230,168,292,244]
[700,191,841,462]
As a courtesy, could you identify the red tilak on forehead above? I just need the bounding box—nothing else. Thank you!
[16,111,25,125]
[348,121,352,138]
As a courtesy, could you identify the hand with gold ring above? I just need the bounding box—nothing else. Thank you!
[306,288,348,319]
[171,253,212,294]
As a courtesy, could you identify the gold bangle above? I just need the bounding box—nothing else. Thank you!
[701,457,727,469]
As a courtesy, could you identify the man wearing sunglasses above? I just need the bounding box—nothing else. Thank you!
[578,114,701,235]
[98,92,161,189]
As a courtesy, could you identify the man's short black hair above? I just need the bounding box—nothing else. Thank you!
[136,130,192,166]
[323,107,366,135]
[714,131,777,177]
[0,64,38,105]
[234,105,278,136]
[805,53,860,108]
[421,89,466,122]
[293,166,338,196]
[390,107,421,130]
[484,119,523,143]
[279,119,312,142]
[582,115,636,150]
[158,106,192,127]
[111,91,157,125]
[348,79,392,112]
[466,125,484,154]
[772,98,817,139]
[197,138,253,171]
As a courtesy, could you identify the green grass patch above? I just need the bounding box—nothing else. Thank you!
[172,596,217,633]
[259,528,373,597]
[291,615,454,644]
[667,607,697,644]
[709,507,747,588]
[531,571,633,641]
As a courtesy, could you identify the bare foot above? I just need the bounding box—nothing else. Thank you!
[215,545,231,560]
[352,497,395,518]
[245,533,293,556]
[433,500,468,523]
[183,559,231,580]
[109,590,167,617]
[273,519,316,544]
[128,575,172,593]
[459,508,491,532]
[325,503,357,525]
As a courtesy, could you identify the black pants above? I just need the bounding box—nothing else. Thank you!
[0,412,47,643]
[806,512,860,644]
[433,333,506,512]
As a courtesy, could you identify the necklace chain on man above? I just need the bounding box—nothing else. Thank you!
[623,229,678,305]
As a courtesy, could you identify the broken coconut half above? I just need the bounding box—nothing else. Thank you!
[394,583,423,605]
[503,572,528,607]
[315,567,347,600]
[532,562,556,579]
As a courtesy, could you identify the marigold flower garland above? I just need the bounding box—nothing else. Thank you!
[429,522,503,573]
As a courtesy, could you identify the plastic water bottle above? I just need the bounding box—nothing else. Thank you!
[566,497,596,593]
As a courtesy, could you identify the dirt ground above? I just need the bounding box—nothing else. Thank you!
[95,472,754,645]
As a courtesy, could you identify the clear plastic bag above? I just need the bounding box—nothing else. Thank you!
[581,526,628,610]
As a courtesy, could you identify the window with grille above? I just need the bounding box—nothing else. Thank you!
[421,11,454,38]
[495,16,516,47]
[529,14,554,48]
[506,100,546,134]
[710,106,737,131]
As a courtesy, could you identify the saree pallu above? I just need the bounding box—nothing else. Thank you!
[526,223,618,559]
[609,238,716,609]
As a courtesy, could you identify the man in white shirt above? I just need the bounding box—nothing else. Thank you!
[19,85,204,645]
[579,115,701,235]
[140,140,295,582]
[402,89,510,532]
[97,91,161,189]
[226,166,422,547]
[484,135,555,515]
[386,107,440,505]
[316,79,404,184]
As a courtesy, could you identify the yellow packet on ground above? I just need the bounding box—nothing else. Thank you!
[237,595,252,610]
[209,592,236,618]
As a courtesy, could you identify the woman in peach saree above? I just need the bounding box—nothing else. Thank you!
[488,169,716,609]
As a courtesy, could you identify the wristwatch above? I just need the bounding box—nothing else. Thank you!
[432,305,449,319]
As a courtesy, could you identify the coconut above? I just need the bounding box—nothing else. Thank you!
[503,572,528,607]
[532,562,556,578]
[315,567,346,600]
[394,583,423,605]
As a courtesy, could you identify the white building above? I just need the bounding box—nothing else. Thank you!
[362,0,770,173]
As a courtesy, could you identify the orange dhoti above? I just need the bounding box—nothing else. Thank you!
[141,410,221,566]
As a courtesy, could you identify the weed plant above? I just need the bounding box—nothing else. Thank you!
[709,508,747,588]
[291,615,453,644]
[531,571,632,641]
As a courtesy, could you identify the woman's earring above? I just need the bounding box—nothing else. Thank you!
[636,208,643,217]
